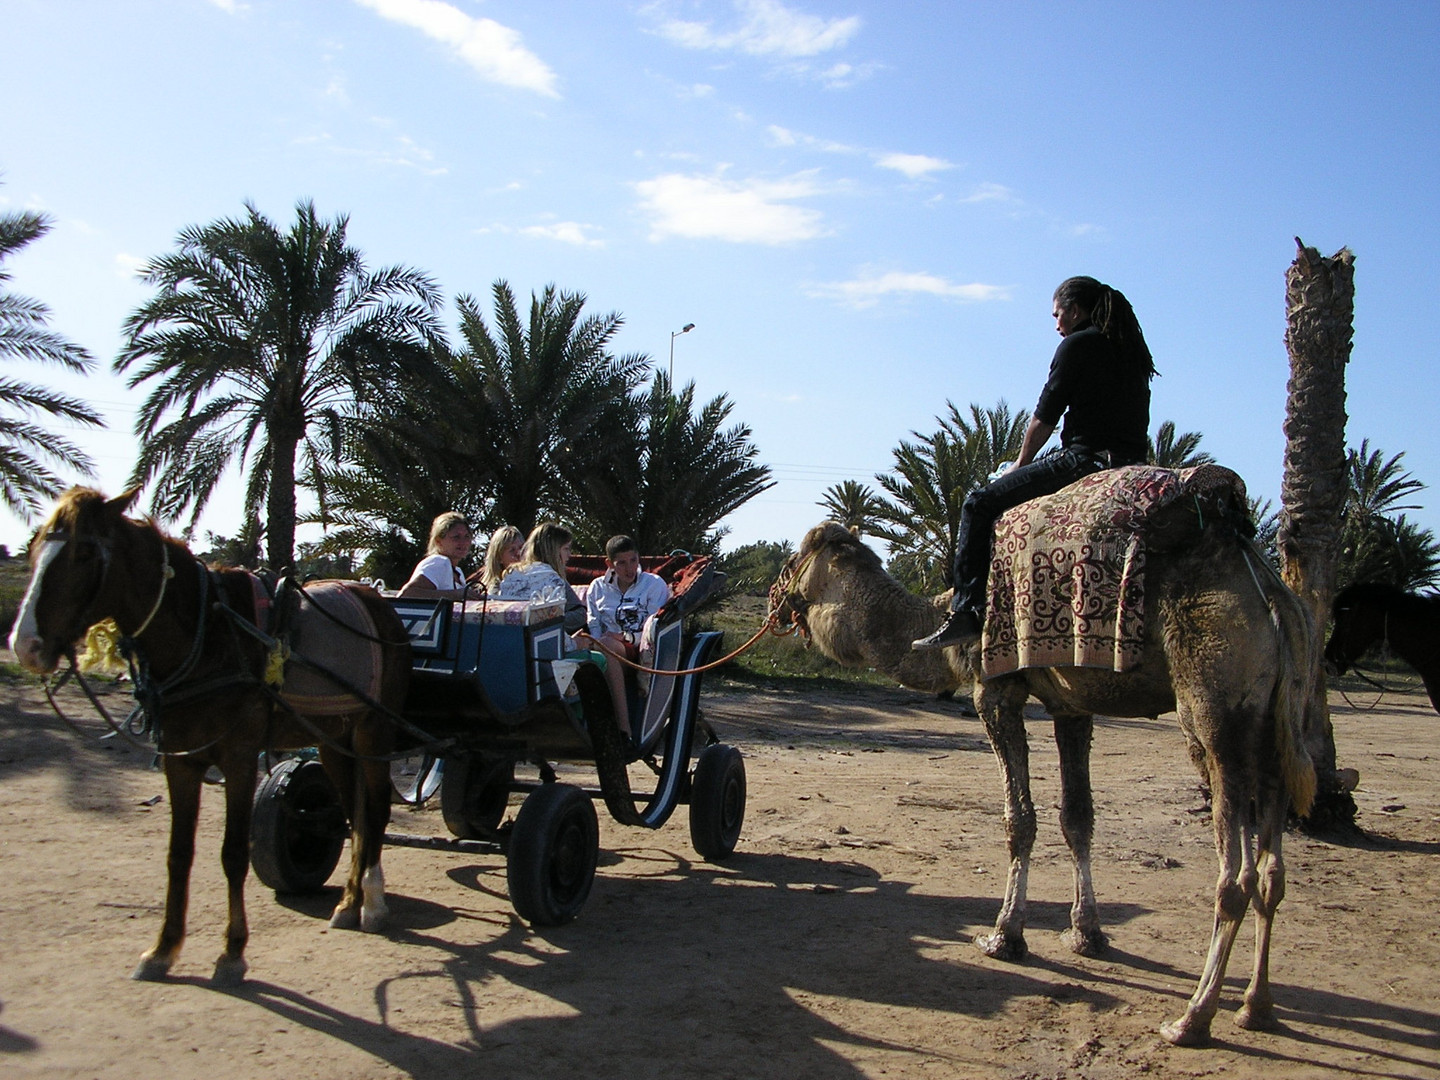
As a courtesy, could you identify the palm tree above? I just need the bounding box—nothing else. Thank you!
[818,480,887,535]
[573,372,773,553]
[428,282,651,534]
[115,200,442,568]
[1336,440,1438,591]
[1147,420,1214,468]
[873,400,1029,589]
[0,203,103,520]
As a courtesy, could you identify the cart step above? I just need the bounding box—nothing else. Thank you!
[384,831,504,855]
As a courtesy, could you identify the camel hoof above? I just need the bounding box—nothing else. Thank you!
[975,930,1027,962]
[131,954,172,982]
[1235,1003,1279,1032]
[211,955,248,986]
[1160,1016,1210,1047]
[1062,927,1109,957]
[328,906,361,930]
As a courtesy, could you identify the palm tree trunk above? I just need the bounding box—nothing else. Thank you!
[266,431,301,571]
[1278,238,1356,829]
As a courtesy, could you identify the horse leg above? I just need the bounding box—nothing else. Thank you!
[973,677,1035,961]
[211,748,258,986]
[1235,793,1288,1031]
[321,730,392,933]
[133,756,206,980]
[1053,712,1107,957]
[1161,772,1256,1046]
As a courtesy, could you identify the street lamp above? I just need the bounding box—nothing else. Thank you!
[668,323,695,383]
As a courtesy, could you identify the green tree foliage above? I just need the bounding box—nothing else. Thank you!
[718,539,793,595]
[0,201,102,520]
[818,479,888,535]
[115,200,442,568]
[1337,440,1439,591]
[572,371,773,554]
[1147,420,1214,468]
[873,400,1029,590]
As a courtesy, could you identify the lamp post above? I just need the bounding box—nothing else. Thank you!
[668,323,695,383]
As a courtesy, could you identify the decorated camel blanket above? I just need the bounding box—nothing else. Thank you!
[277,581,386,716]
[979,464,1248,680]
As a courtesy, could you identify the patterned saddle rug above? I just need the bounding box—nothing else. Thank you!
[274,581,387,716]
[979,464,1249,680]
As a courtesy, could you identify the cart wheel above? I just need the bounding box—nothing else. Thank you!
[689,744,746,862]
[506,784,599,926]
[251,758,347,893]
[440,755,514,839]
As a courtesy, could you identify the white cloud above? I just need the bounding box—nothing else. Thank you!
[115,253,147,280]
[207,0,249,13]
[764,124,858,155]
[874,152,954,180]
[354,0,560,97]
[635,170,827,244]
[957,182,1017,204]
[807,269,1011,309]
[518,221,605,247]
[656,0,860,58]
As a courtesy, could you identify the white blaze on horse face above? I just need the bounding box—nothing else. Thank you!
[9,540,66,673]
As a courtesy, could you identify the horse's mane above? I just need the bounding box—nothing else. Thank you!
[1334,580,1440,616]
[40,487,189,558]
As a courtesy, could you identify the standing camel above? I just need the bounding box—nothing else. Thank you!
[772,518,1317,1046]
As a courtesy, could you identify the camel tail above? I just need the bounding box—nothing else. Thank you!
[1264,572,1318,818]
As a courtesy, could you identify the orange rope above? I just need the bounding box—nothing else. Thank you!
[575,614,799,679]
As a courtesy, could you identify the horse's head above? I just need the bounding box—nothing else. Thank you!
[1323,582,1396,677]
[9,488,142,674]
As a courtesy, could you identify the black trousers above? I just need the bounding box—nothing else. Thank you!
[949,447,1111,615]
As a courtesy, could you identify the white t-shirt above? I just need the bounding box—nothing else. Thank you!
[414,553,463,592]
[584,568,670,642]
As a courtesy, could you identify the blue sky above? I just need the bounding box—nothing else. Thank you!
[2,0,1437,557]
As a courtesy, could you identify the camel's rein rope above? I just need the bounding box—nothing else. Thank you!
[1334,607,1400,709]
[573,549,820,678]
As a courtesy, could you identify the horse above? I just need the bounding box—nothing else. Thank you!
[8,488,411,985]
[1325,581,1440,713]
[771,514,1317,1046]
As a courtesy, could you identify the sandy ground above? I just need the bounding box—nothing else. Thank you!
[1,664,1438,1080]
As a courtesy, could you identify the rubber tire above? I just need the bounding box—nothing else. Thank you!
[250,758,347,893]
[440,755,514,839]
[689,744,746,862]
[506,784,599,926]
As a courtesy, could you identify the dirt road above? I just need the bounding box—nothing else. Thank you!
[1,671,1437,1079]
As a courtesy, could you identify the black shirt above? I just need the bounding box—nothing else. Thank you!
[1033,323,1150,463]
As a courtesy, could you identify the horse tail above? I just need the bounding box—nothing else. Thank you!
[1252,545,1317,816]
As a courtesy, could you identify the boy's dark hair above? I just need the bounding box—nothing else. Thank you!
[605,534,639,560]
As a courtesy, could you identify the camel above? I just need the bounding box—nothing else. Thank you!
[772,516,1317,1046]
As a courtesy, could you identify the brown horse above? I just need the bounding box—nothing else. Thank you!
[1326,581,1440,713]
[771,519,1317,1046]
[8,488,410,984]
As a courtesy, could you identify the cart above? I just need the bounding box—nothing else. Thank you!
[248,554,741,926]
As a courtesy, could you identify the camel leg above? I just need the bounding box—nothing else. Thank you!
[211,749,258,986]
[1161,775,1256,1046]
[974,677,1035,961]
[134,756,206,980]
[1053,713,1107,957]
[1236,798,1287,1032]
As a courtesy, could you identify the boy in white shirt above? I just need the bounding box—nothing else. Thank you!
[584,535,670,667]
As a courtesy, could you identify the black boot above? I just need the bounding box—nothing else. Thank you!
[911,608,982,651]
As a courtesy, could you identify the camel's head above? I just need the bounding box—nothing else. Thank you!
[769,522,883,635]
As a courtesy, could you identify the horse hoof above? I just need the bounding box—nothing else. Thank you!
[1062,927,1109,957]
[211,956,248,987]
[131,955,172,982]
[1235,1003,1279,1032]
[360,906,389,935]
[1160,1017,1210,1047]
[328,907,361,931]
[975,931,1027,962]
